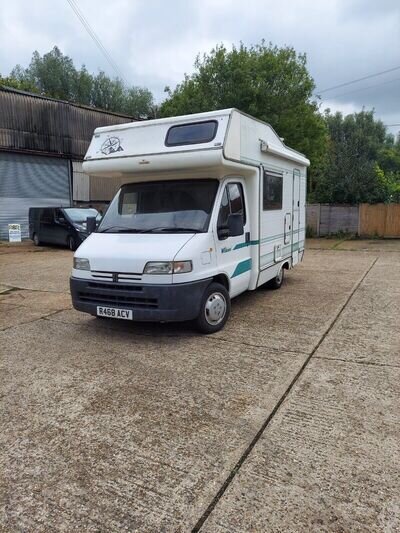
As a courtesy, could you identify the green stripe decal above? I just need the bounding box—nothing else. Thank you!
[233,240,259,250]
[231,258,252,278]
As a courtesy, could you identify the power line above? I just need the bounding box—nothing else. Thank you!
[323,76,400,99]
[66,0,127,84]
[385,123,400,127]
[317,65,400,94]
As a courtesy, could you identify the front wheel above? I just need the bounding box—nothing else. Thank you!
[33,233,40,246]
[195,282,231,334]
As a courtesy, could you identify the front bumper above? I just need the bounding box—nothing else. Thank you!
[70,276,211,322]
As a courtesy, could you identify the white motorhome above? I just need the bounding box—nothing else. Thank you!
[71,109,309,333]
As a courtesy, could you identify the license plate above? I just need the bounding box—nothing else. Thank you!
[96,306,133,320]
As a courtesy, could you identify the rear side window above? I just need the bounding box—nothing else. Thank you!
[263,171,283,210]
[41,209,53,223]
[165,121,218,147]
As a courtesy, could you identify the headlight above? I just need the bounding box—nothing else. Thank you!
[73,257,91,270]
[143,260,192,275]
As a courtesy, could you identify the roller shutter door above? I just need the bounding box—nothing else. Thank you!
[0,152,71,239]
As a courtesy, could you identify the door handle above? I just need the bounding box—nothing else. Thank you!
[245,231,250,243]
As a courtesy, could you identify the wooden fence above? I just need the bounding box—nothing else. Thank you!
[307,203,400,238]
[359,203,400,238]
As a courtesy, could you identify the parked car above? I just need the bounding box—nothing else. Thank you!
[29,207,100,250]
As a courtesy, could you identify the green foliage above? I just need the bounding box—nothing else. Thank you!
[2,46,154,117]
[314,110,400,204]
[160,42,328,179]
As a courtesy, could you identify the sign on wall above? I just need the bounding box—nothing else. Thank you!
[8,224,22,242]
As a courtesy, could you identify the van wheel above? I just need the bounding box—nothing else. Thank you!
[33,233,40,246]
[195,282,231,334]
[268,267,284,290]
[68,236,77,251]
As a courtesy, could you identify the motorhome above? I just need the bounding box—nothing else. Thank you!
[70,109,309,333]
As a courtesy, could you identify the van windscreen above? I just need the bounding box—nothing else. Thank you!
[64,208,99,223]
[98,179,219,233]
[165,121,218,147]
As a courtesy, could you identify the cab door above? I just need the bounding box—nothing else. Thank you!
[215,180,251,297]
[53,208,70,245]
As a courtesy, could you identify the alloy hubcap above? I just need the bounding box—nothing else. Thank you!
[205,292,226,325]
[276,269,283,283]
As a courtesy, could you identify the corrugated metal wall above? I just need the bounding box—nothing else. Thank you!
[0,152,70,239]
[89,175,123,201]
[72,161,90,202]
[0,88,134,160]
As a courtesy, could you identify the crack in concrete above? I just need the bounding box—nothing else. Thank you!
[191,255,379,532]
[314,355,400,369]
[0,307,72,332]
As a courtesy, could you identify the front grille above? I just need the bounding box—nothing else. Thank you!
[78,282,158,309]
[91,271,142,282]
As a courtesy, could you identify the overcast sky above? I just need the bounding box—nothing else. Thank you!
[1,0,399,133]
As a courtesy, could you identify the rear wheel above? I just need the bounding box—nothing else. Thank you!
[68,236,77,251]
[195,282,231,334]
[268,267,284,290]
[33,233,40,246]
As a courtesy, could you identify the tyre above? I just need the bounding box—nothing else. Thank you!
[268,266,285,290]
[195,282,231,334]
[33,233,40,246]
[68,236,77,251]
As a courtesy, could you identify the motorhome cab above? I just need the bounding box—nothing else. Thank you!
[71,109,309,333]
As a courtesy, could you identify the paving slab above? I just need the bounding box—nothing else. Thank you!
[201,357,400,532]
[0,289,72,331]
[200,255,400,532]
[0,319,308,531]
[0,249,72,292]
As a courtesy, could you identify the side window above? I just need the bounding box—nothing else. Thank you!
[228,183,246,223]
[263,171,283,210]
[217,187,230,229]
[217,182,246,236]
[41,209,52,223]
[54,209,63,221]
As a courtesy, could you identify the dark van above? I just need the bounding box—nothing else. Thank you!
[29,207,100,251]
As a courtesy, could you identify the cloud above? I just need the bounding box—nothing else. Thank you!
[0,0,399,129]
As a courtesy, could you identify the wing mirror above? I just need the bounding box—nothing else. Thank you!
[218,213,244,239]
[227,213,244,237]
[86,216,97,234]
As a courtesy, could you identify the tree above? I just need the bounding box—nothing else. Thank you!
[314,110,399,204]
[5,46,154,117]
[161,41,328,183]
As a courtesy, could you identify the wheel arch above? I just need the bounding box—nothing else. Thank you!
[212,273,230,292]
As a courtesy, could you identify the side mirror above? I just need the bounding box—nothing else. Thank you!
[86,216,97,234]
[228,213,244,237]
[58,217,66,224]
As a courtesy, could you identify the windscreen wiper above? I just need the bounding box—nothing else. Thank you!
[98,226,202,234]
[98,226,141,233]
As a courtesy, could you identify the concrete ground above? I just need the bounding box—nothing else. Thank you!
[0,239,399,532]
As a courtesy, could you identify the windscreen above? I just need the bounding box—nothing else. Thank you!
[97,179,219,233]
[64,208,99,223]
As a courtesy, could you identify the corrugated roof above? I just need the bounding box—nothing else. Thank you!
[0,86,135,159]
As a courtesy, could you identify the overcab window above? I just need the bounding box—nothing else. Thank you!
[263,171,283,210]
[165,121,218,147]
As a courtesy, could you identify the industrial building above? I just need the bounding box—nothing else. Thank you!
[0,86,134,239]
